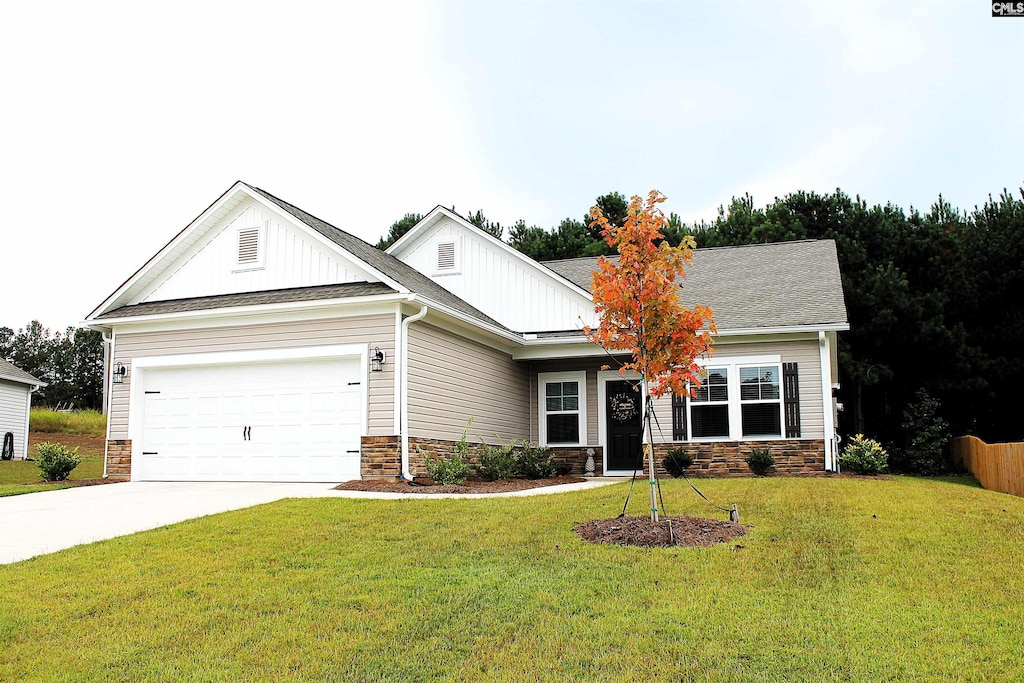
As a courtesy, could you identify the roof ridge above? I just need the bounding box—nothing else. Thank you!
[540,238,833,264]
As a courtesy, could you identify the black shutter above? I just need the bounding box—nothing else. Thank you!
[672,393,687,441]
[783,362,801,438]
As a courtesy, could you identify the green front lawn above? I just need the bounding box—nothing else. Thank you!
[0,455,104,497]
[1,476,1021,681]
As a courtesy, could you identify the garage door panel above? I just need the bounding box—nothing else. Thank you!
[137,356,364,482]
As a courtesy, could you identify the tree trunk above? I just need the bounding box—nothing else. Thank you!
[642,380,659,523]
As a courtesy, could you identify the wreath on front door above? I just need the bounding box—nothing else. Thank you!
[610,392,638,422]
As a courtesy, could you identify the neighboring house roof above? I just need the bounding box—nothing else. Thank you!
[239,187,511,332]
[544,239,848,331]
[0,359,46,387]
[96,282,397,319]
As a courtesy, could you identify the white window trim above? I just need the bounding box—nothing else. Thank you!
[688,355,785,442]
[538,371,587,447]
[233,222,267,272]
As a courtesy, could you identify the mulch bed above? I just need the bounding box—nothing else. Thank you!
[335,475,587,494]
[574,515,748,548]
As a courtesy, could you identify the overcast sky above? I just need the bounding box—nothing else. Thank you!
[1,1,1020,332]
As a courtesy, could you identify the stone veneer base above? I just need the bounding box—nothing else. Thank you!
[111,435,825,480]
[105,440,132,478]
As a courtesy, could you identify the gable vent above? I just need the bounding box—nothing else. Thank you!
[437,241,456,270]
[237,228,260,264]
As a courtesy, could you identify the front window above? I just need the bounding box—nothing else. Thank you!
[687,359,785,440]
[691,368,730,438]
[538,371,587,446]
[740,366,782,437]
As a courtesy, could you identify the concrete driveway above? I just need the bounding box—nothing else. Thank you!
[0,481,337,565]
[0,478,622,565]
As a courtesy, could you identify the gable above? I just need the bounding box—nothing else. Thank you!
[135,198,378,304]
[88,183,401,319]
[390,211,598,333]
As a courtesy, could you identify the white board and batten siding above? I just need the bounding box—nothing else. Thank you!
[136,199,378,304]
[407,323,530,443]
[396,217,598,332]
[109,314,396,441]
[529,338,824,445]
[0,380,32,460]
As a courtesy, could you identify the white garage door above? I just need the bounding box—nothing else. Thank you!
[137,356,363,482]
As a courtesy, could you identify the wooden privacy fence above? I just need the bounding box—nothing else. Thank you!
[950,435,1024,497]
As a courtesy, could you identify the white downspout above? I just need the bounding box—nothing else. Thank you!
[101,330,113,478]
[819,330,836,472]
[23,385,39,460]
[400,301,429,479]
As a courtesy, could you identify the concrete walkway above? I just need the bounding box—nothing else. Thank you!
[0,478,621,565]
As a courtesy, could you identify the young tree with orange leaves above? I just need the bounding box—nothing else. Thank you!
[584,190,716,522]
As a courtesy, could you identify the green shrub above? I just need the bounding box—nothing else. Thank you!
[513,441,556,479]
[897,389,951,475]
[30,409,106,437]
[424,454,472,485]
[840,434,889,475]
[424,418,473,485]
[744,448,775,476]
[662,448,694,477]
[34,442,82,482]
[477,441,516,481]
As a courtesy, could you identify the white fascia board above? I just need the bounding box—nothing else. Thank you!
[0,373,47,388]
[87,181,251,320]
[513,343,627,361]
[385,207,449,255]
[243,186,408,294]
[83,294,409,332]
[388,206,596,303]
[715,323,850,336]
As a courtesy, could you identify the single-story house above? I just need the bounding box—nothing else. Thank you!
[0,359,46,460]
[84,181,848,482]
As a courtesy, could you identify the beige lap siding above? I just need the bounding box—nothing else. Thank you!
[107,314,396,440]
[406,323,530,444]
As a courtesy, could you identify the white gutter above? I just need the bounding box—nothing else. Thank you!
[399,299,429,479]
[82,293,411,327]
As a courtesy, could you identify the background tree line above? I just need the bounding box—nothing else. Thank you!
[382,185,1024,463]
[0,322,103,410]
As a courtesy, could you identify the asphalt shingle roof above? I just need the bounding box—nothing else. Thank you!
[248,186,510,332]
[0,359,46,387]
[543,240,848,331]
[97,282,397,319]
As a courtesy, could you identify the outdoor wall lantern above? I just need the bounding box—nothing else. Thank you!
[370,347,385,373]
[112,362,127,384]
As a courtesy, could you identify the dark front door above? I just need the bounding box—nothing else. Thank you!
[606,380,644,471]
